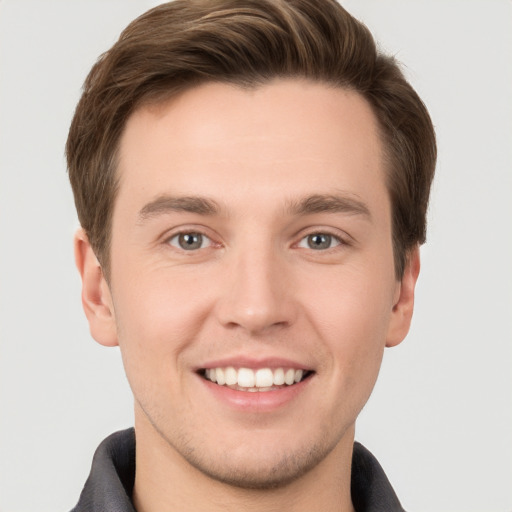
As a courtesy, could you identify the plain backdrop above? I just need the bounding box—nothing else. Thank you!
[0,1,511,511]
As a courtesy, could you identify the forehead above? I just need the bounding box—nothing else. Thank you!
[115,79,386,215]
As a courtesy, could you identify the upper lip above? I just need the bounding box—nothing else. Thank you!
[196,356,314,371]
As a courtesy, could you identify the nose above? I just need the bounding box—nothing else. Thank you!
[215,244,297,335]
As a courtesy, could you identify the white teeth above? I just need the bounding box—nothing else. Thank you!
[237,368,255,388]
[204,366,309,389]
[273,367,285,385]
[215,368,226,385]
[225,366,237,385]
[255,368,273,387]
[284,368,295,385]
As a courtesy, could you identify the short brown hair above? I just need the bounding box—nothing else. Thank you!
[66,0,436,278]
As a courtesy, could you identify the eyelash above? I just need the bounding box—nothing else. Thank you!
[164,228,350,253]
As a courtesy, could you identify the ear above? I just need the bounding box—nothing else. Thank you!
[74,228,118,347]
[385,246,421,348]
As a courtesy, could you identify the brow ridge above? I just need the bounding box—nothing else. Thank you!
[138,195,220,221]
[137,192,371,222]
[288,194,371,218]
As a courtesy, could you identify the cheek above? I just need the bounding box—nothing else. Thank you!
[111,269,212,390]
[306,258,394,326]
[302,263,394,376]
[115,261,211,334]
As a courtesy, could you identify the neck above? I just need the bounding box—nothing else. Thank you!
[132,412,356,512]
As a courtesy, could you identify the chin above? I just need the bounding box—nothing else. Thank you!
[175,434,338,490]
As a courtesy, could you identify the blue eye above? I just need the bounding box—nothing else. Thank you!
[298,233,341,250]
[168,232,212,251]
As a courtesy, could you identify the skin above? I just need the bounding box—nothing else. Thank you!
[75,79,420,512]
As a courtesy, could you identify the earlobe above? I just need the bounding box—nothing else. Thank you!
[385,246,421,348]
[74,229,118,347]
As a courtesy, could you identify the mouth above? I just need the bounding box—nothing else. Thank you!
[198,366,314,392]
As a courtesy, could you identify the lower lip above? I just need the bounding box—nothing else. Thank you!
[200,375,313,412]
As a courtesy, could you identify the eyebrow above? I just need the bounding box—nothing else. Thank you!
[137,192,371,222]
[287,194,371,219]
[138,195,220,221]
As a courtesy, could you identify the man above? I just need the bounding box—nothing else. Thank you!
[67,0,435,510]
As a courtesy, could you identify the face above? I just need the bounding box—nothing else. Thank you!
[77,79,418,489]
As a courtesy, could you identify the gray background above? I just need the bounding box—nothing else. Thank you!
[0,1,511,510]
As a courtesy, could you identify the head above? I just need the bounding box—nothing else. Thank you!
[67,0,436,280]
[67,0,436,495]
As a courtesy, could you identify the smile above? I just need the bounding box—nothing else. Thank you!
[201,367,313,392]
